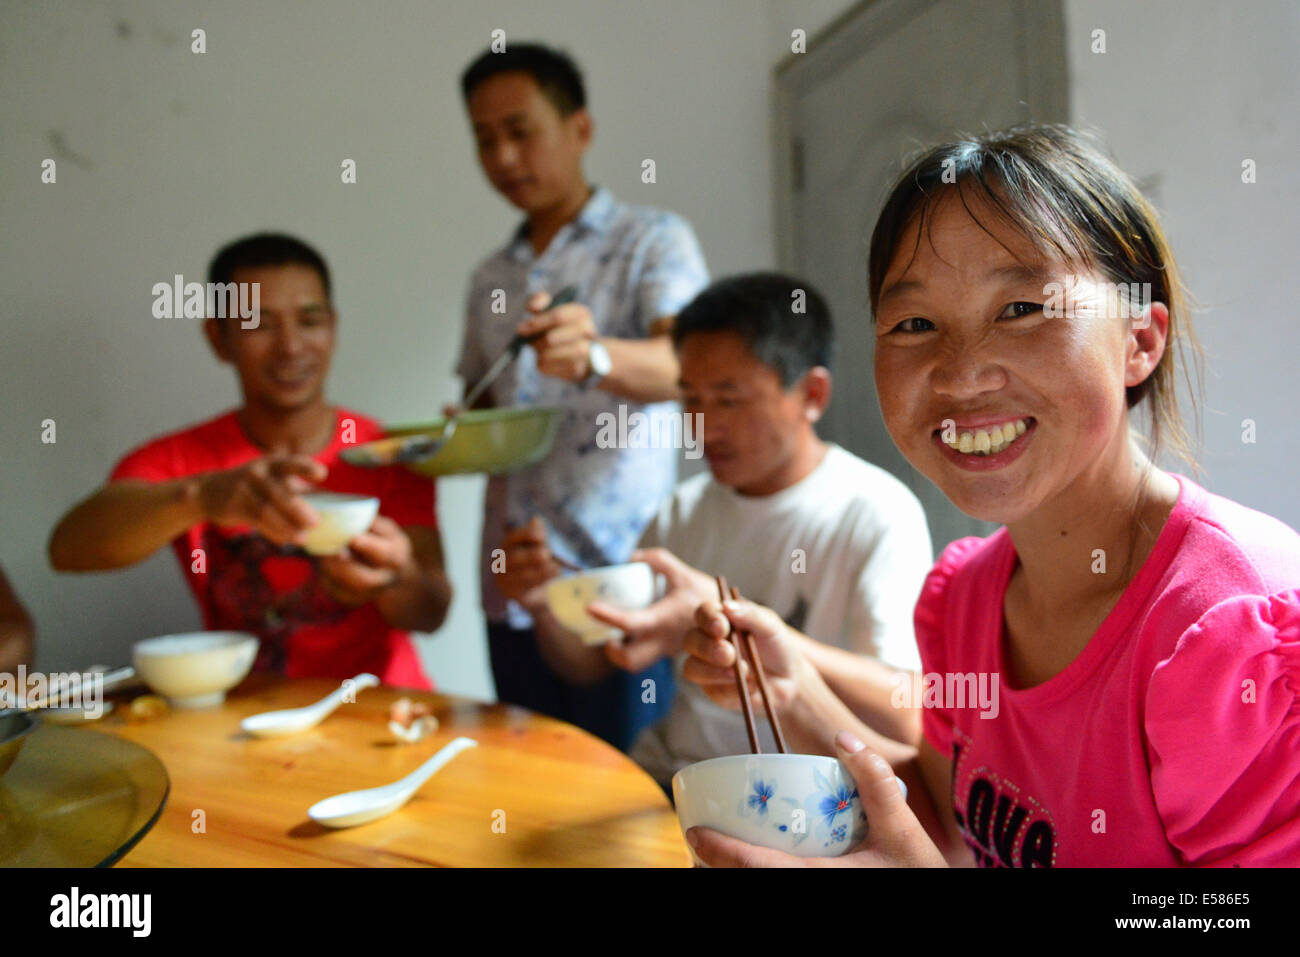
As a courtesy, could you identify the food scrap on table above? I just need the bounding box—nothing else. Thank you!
[388,696,438,743]
[125,694,170,722]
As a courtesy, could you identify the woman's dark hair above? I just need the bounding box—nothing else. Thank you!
[208,233,331,300]
[867,124,1204,469]
[460,43,585,116]
[673,272,834,388]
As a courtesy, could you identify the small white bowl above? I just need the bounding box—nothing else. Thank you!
[673,753,896,862]
[133,631,259,708]
[300,492,380,556]
[545,562,655,645]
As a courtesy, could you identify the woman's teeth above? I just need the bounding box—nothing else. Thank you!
[941,418,1029,456]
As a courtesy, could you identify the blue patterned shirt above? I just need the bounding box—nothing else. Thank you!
[457,187,709,625]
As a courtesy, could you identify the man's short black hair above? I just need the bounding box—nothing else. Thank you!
[460,43,586,116]
[208,233,331,300]
[672,273,835,388]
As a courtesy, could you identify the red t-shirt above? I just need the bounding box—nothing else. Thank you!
[110,408,436,690]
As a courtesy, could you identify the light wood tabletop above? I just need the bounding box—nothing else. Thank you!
[93,676,691,867]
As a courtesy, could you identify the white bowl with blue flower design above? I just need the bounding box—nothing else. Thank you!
[673,753,896,861]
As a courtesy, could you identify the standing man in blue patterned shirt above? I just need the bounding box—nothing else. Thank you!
[456,43,709,749]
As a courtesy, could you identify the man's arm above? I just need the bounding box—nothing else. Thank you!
[524,591,613,685]
[0,568,35,674]
[49,478,207,571]
[792,637,921,747]
[516,206,706,401]
[531,545,722,686]
[591,330,680,403]
[319,520,452,634]
[372,525,452,633]
[49,455,328,572]
[807,498,932,747]
[516,299,682,404]
[491,517,612,684]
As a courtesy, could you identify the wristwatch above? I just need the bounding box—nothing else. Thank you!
[584,340,612,386]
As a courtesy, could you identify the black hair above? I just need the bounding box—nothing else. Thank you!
[672,272,834,387]
[460,43,586,116]
[208,233,331,301]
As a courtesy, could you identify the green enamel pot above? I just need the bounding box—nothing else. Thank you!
[383,406,565,477]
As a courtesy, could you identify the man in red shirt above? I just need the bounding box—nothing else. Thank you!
[49,234,451,689]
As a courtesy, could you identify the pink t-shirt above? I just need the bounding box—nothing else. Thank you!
[917,474,1300,867]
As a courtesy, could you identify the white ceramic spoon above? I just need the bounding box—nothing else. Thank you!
[308,736,478,828]
[240,673,380,738]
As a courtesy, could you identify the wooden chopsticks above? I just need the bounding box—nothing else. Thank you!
[716,576,788,754]
[730,585,789,754]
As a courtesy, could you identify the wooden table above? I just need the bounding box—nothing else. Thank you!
[95,676,690,867]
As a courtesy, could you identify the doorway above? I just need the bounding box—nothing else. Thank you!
[774,0,1069,554]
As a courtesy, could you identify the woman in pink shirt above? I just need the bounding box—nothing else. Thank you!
[681,125,1300,867]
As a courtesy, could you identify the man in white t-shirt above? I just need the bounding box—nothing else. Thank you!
[509,273,933,786]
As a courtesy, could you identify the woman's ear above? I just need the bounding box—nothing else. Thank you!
[803,366,832,424]
[1125,301,1169,389]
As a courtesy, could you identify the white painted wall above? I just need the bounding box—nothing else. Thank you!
[765,0,868,58]
[1063,0,1300,526]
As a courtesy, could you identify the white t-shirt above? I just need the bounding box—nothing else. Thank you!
[630,444,933,786]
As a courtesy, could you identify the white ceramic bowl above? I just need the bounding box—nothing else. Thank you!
[545,562,655,645]
[133,631,259,708]
[673,753,899,862]
[300,492,380,556]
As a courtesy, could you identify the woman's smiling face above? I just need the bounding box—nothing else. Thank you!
[873,195,1147,525]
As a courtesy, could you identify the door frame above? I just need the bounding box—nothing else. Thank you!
[771,0,1070,270]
